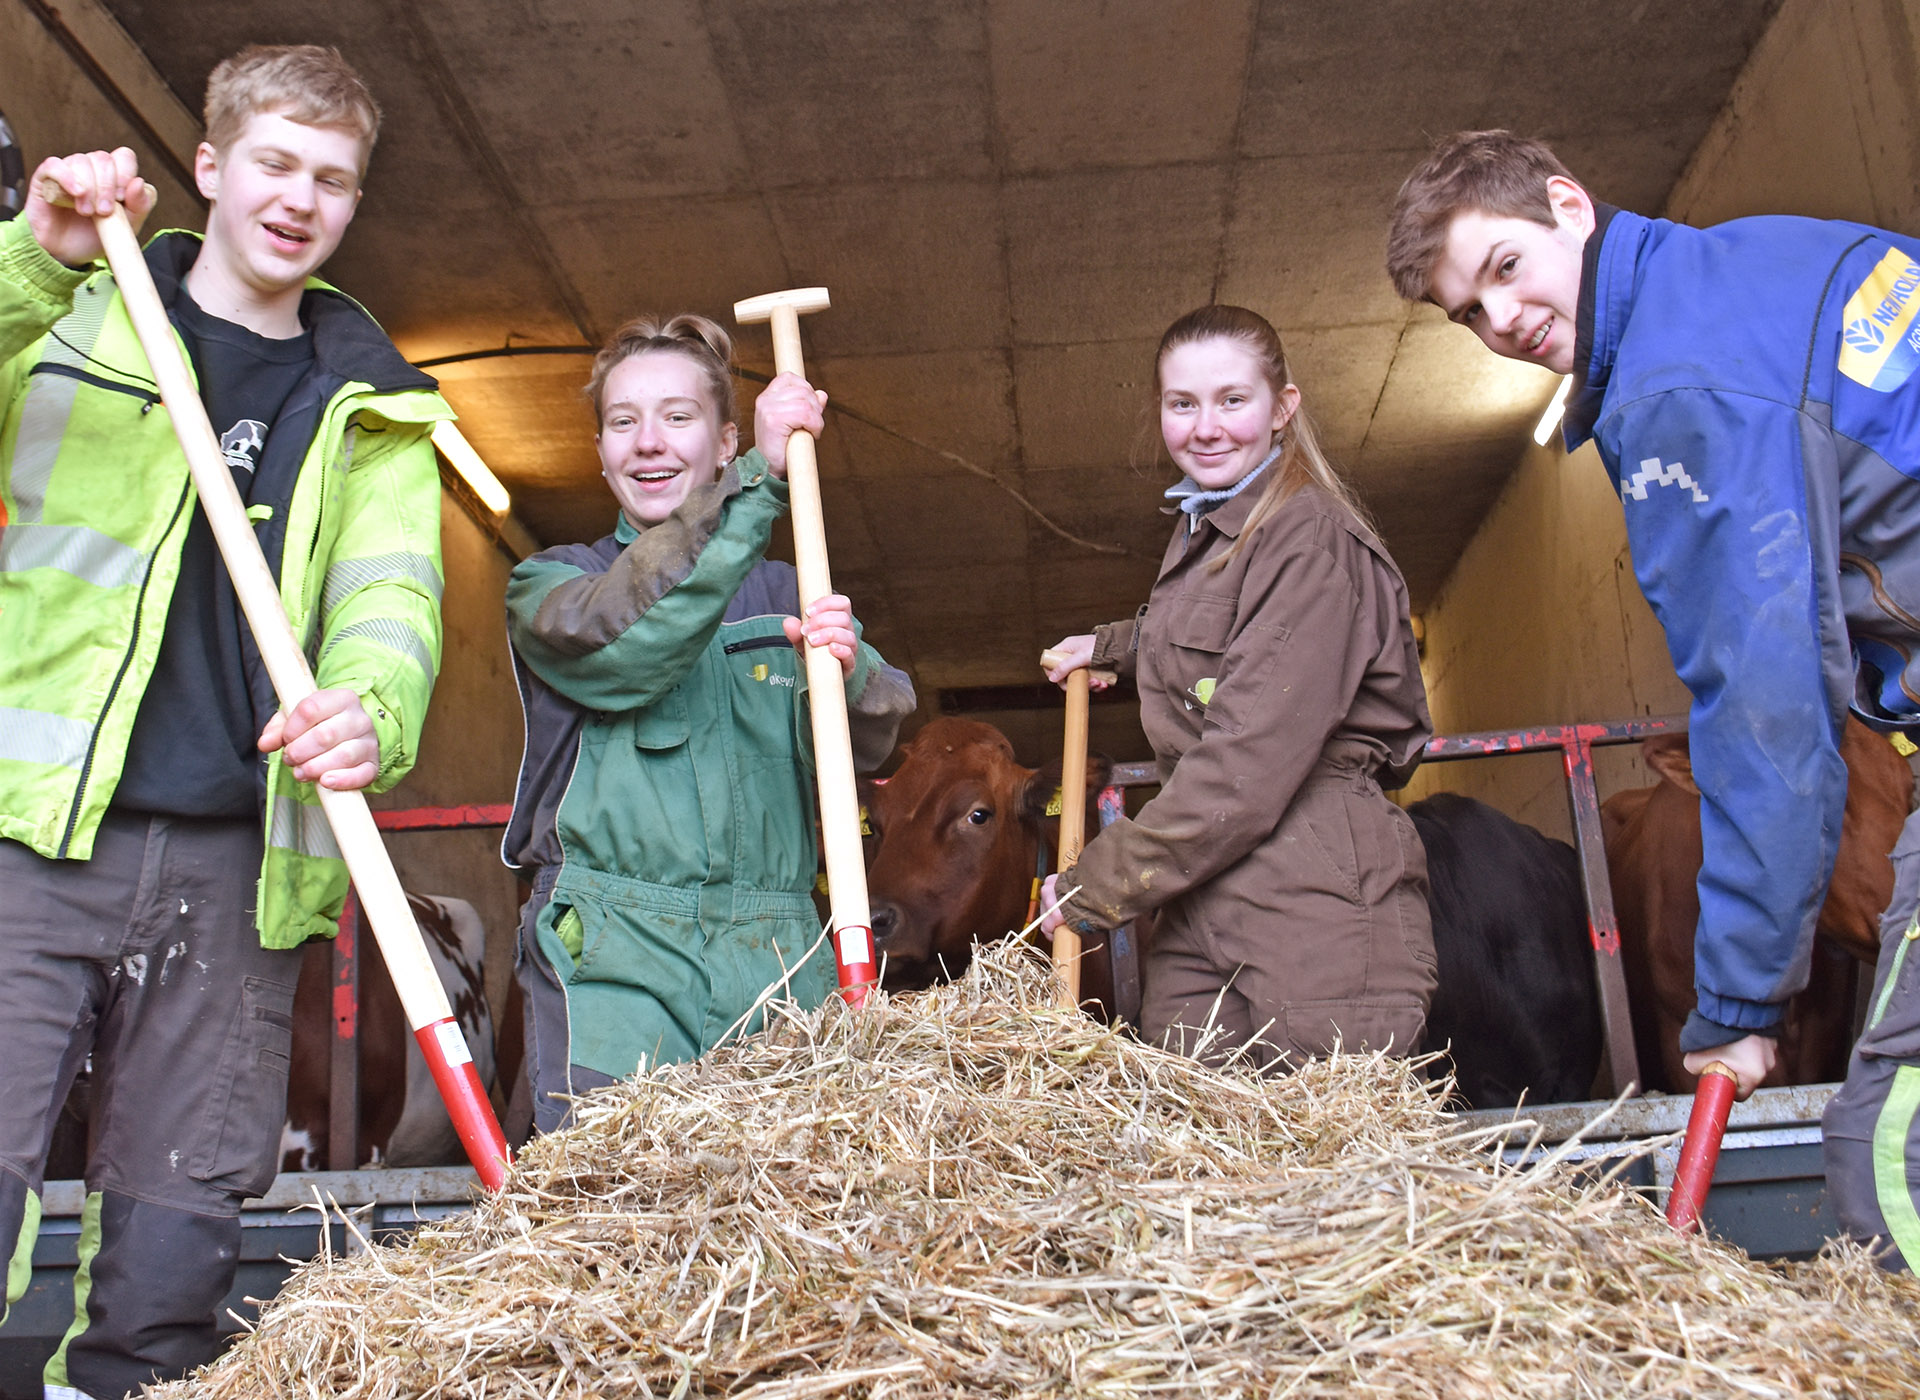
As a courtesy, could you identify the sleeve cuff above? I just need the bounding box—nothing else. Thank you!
[1679,1007,1784,1054]
[0,217,90,309]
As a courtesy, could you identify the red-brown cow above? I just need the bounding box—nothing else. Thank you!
[864,718,1114,1009]
[1601,718,1911,1093]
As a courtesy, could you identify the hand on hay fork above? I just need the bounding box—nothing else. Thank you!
[84,200,511,1190]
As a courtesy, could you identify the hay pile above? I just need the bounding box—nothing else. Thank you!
[161,947,1920,1398]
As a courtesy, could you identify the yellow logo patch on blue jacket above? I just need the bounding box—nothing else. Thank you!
[1839,247,1920,392]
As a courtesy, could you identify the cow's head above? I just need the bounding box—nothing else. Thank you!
[864,717,1109,990]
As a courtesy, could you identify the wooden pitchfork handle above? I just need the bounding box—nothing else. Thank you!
[89,204,510,1189]
[733,287,877,1006]
[1039,648,1115,1010]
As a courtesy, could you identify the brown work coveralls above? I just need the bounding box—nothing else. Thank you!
[1057,481,1435,1070]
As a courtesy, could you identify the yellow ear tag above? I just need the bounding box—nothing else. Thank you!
[859,804,873,837]
[1194,677,1216,705]
[1893,732,1917,758]
[1044,787,1063,817]
[751,663,769,682]
[815,873,831,896]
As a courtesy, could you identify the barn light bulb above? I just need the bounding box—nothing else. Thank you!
[432,421,512,514]
[1533,376,1573,447]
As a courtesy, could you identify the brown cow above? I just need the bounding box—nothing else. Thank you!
[863,718,1114,1008]
[1601,718,1911,1093]
[280,892,498,1171]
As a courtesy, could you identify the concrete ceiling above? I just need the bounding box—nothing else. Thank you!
[79,0,1780,756]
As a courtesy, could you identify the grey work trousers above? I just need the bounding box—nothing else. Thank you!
[0,812,302,1399]
[1825,802,1920,1270]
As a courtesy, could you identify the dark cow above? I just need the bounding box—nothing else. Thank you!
[1409,792,1601,1109]
[1602,719,1911,1093]
[863,718,1113,1005]
[280,891,497,1170]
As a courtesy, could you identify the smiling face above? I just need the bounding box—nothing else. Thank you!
[596,350,739,529]
[1158,337,1300,491]
[1425,176,1595,376]
[192,110,365,331]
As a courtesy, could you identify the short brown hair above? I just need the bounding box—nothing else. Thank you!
[585,314,736,427]
[1386,130,1577,302]
[204,46,381,170]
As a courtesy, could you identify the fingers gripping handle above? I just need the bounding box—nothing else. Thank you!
[734,289,875,1004]
[1666,1061,1737,1233]
[93,206,512,1187]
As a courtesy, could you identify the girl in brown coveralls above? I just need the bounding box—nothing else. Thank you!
[1041,305,1435,1071]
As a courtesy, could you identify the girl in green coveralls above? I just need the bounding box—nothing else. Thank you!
[501,315,913,1133]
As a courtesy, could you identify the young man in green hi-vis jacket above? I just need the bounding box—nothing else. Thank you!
[0,46,449,1397]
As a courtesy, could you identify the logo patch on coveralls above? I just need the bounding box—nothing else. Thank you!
[1839,247,1920,392]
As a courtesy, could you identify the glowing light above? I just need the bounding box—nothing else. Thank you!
[1533,375,1573,447]
[431,420,511,514]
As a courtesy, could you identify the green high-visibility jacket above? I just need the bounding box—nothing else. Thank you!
[0,219,451,948]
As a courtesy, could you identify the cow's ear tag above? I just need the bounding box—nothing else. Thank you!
[1045,787,1063,817]
[858,805,873,837]
[815,873,831,896]
[1893,732,1918,758]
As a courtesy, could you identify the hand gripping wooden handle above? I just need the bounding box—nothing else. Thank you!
[92,206,510,1189]
[734,288,877,1005]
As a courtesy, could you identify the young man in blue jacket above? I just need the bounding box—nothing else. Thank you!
[1386,129,1920,1269]
[2,46,448,1395]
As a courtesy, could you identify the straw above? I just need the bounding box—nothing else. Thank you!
[155,942,1920,1399]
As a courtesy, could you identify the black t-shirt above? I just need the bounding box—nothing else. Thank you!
[110,292,317,818]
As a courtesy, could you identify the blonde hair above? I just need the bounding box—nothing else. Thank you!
[204,46,380,171]
[585,313,736,427]
[1155,305,1375,567]
[1386,130,1576,302]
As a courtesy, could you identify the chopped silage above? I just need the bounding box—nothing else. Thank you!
[157,946,1920,1399]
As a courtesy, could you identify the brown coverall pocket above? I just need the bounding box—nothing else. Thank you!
[1280,999,1427,1060]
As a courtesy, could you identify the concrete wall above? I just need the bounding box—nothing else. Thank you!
[1,2,199,226]
[1404,0,1920,841]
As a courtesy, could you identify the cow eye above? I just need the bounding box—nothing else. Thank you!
[967,807,992,826]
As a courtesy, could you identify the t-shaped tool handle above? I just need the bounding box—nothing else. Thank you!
[733,288,877,1005]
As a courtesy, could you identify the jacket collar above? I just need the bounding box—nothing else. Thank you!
[1182,463,1268,542]
[143,229,438,398]
[1563,205,1665,450]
